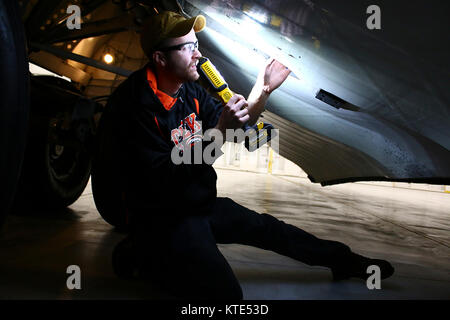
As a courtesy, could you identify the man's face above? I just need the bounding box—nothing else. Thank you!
[164,29,201,83]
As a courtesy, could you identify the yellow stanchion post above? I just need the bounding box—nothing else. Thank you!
[268,147,274,174]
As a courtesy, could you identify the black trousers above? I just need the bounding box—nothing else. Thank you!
[130,197,352,299]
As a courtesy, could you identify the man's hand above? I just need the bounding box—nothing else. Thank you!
[244,58,291,125]
[262,58,291,94]
[215,94,249,135]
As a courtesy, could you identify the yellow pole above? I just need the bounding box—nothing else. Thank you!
[268,147,274,174]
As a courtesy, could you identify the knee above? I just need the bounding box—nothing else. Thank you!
[215,197,236,209]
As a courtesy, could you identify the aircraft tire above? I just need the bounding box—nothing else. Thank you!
[0,1,30,228]
[12,112,92,213]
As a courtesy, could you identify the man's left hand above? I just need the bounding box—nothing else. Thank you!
[262,58,291,94]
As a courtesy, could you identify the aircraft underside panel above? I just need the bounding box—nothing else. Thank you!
[185,0,450,185]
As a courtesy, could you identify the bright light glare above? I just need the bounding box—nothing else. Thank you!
[29,63,71,82]
[204,11,301,86]
[103,53,114,64]
[205,27,266,70]
[241,15,263,34]
[245,10,268,24]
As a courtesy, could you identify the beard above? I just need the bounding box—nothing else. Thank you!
[179,63,200,82]
[167,57,199,83]
[188,69,200,82]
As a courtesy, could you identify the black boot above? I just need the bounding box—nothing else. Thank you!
[331,252,394,281]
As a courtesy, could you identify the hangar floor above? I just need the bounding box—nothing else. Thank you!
[1,168,449,300]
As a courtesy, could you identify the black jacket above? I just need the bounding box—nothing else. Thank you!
[103,65,223,218]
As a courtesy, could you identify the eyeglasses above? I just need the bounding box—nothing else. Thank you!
[159,41,199,54]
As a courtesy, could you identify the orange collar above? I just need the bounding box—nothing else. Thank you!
[146,67,178,111]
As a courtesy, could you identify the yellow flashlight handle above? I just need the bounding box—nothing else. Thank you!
[217,87,234,104]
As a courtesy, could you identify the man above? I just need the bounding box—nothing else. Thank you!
[106,11,394,299]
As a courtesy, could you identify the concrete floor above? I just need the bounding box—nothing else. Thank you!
[1,168,449,300]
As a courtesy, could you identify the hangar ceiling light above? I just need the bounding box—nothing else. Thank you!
[103,53,114,64]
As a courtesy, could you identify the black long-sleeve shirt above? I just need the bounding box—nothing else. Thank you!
[101,65,223,219]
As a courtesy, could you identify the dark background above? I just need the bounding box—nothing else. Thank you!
[313,0,449,69]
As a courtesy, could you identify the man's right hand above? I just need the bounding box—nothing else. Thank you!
[215,94,249,135]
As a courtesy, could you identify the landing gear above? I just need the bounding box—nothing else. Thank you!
[13,110,92,211]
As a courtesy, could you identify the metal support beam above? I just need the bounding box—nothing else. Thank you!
[42,14,138,44]
[30,42,133,77]
[29,51,91,86]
